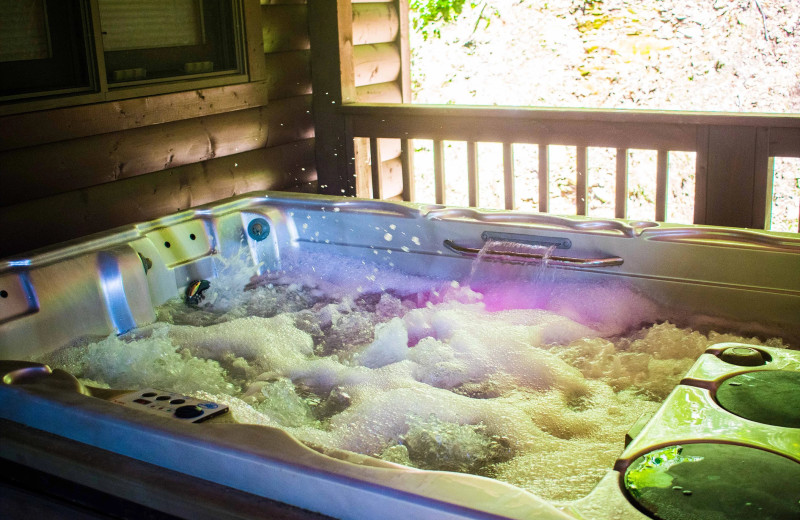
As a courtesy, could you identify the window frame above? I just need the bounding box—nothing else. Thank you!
[0,0,262,117]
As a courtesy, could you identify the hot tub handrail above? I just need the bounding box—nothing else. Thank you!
[442,239,624,267]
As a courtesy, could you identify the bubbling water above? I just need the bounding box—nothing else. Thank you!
[37,249,788,502]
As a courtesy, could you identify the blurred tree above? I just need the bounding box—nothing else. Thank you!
[411,0,472,39]
[411,1,502,40]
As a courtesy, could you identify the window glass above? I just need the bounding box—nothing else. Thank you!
[0,0,93,100]
[99,0,241,85]
[99,1,203,51]
[0,0,50,62]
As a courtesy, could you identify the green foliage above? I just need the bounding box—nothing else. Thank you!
[411,0,473,40]
[571,0,604,15]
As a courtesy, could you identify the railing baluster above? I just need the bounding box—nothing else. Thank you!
[369,138,383,199]
[615,148,628,219]
[576,146,588,216]
[400,138,414,202]
[754,128,773,229]
[433,139,445,205]
[655,149,669,221]
[538,144,549,213]
[467,141,478,207]
[503,142,514,210]
[694,126,709,225]
[760,155,776,230]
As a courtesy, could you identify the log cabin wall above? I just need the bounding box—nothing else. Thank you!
[307,0,410,199]
[0,0,317,258]
[352,0,410,199]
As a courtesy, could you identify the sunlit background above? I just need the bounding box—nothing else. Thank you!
[407,0,800,231]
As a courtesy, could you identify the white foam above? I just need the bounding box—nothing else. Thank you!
[36,250,789,502]
[358,318,409,368]
[46,324,235,396]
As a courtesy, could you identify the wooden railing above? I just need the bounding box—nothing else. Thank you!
[341,103,800,230]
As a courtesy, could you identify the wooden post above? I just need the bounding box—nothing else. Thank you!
[397,0,412,103]
[308,0,357,196]
[397,0,415,201]
[701,126,765,228]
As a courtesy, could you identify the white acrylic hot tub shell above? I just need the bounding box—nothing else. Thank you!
[1,192,799,519]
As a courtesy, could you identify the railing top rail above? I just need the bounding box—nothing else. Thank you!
[341,102,800,129]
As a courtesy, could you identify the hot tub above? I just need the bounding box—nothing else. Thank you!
[1,192,799,520]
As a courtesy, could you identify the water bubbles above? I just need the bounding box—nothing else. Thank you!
[37,247,784,503]
[384,233,393,242]
[393,415,513,473]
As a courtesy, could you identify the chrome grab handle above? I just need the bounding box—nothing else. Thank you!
[442,240,624,268]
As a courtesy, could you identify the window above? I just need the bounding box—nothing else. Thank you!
[0,0,94,100]
[1,0,245,105]
[99,0,241,86]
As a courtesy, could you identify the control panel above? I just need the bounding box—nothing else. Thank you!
[110,389,229,423]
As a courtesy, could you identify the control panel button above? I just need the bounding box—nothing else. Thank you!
[174,405,204,419]
[719,346,766,366]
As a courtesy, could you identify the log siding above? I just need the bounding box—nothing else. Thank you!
[0,0,319,256]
